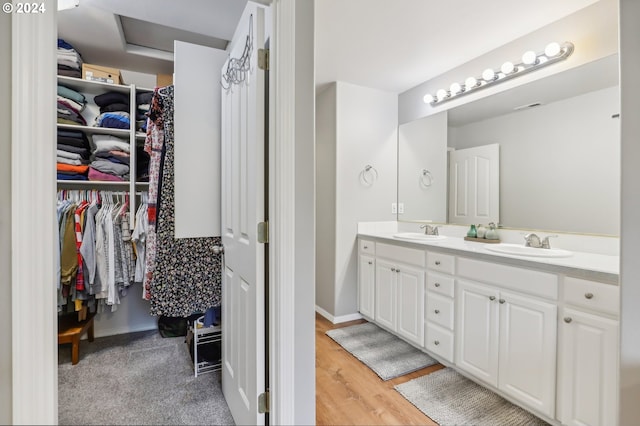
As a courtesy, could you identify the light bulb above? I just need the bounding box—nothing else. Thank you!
[500,61,515,75]
[522,50,538,65]
[450,82,462,95]
[436,89,448,101]
[482,68,495,82]
[465,77,477,90]
[423,93,434,104]
[544,42,561,57]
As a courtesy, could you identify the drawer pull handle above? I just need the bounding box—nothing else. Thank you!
[434,309,440,314]
[434,340,440,346]
[489,296,496,301]
[499,299,505,304]
[564,317,573,323]
[434,283,441,287]
[435,261,441,265]
[585,293,594,299]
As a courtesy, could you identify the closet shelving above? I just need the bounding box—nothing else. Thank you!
[192,321,222,377]
[57,75,154,226]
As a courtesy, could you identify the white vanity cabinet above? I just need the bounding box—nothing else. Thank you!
[357,239,376,320]
[456,258,558,419]
[557,277,619,426]
[424,252,456,362]
[374,243,425,346]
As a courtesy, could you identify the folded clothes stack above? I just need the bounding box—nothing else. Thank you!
[57,39,83,79]
[57,129,91,181]
[136,145,150,182]
[89,134,131,182]
[57,85,87,126]
[136,91,154,132]
[93,91,131,130]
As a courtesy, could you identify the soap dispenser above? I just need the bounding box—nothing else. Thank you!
[485,222,499,240]
[467,224,477,238]
[476,224,486,239]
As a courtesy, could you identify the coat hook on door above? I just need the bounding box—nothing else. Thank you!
[360,165,378,186]
[420,169,433,188]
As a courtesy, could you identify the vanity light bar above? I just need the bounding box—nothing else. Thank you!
[423,41,574,105]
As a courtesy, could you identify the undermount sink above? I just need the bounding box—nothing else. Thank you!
[393,232,447,241]
[484,243,573,258]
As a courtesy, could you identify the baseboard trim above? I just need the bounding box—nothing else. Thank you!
[315,306,363,324]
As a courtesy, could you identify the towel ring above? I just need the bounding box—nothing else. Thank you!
[420,169,433,188]
[361,165,378,186]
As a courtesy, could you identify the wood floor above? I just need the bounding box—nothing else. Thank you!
[316,314,444,425]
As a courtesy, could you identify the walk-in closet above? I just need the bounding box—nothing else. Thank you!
[54,1,264,424]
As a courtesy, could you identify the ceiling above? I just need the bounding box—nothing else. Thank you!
[59,0,601,92]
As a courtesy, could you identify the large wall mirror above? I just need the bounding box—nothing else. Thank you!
[398,54,620,236]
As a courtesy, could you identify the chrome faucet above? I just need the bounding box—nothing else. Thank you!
[420,224,440,235]
[524,233,558,249]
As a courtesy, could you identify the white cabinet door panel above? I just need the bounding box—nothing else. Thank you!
[456,280,499,387]
[396,265,425,346]
[498,290,557,418]
[358,254,375,320]
[375,260,396,331]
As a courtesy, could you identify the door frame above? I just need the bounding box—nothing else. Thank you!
[9,0,315,424]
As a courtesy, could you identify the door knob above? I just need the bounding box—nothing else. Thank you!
[564,317,572,323]
[212,245,224,255]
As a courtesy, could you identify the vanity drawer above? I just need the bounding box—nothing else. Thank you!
[359,239,375,255]
[426,292,454,330]
[376,243,425,267]
[426,252,455,274]
[564,276,619,316]
[425,323,454,363]
[427,272,455,298]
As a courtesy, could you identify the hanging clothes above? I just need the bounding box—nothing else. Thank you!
[147,85,222,317]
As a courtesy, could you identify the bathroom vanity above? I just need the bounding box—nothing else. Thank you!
[357,230,619,426]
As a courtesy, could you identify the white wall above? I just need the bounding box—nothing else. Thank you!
[449,86,619,235]
[315,84,337,314]
[397,111,448,223]
[334,82,397,317]
[619,0,640,423]
[0,9,11,425]
[399,0,618,125]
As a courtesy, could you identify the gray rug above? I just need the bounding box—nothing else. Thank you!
[58,329,234,425]
[395,368,549,426]
[326,322,437,380]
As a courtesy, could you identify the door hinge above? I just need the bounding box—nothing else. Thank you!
[258,391,270,414]
[258,48,269,71]
[257,221,269,244]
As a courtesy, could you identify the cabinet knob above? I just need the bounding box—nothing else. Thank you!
[499,299,505,304]
[435,261,441,265]
[564,317,573,323]
[434,340,440,346]
[434,309,440,314]
[489,296,496,301]
[584,292,594,299]
[391,267,396,272]
[396,269,400,273]
[368,261,373,265]
[434,283,441,287]
[363,245,368,249]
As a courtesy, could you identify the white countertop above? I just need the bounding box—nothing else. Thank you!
[358,230,620,281]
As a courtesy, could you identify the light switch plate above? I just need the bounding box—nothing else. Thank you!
[398,203,405,214]
[391,203,397,214]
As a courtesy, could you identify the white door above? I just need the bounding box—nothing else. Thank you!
[559,308,619,426]
[456,279,499,387]
[375,260,396,331]
[498,290,557,418]
[449,143,499,225]
[221,4,267,425]
[396,264,425,346]
[358,254,375,320]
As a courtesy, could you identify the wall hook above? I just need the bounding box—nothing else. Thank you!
[361,165,378,186]
[420,169,433,187]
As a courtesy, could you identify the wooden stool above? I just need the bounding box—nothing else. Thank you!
[58,311,96,365]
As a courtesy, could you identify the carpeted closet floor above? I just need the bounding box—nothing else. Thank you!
[58,329,234,425]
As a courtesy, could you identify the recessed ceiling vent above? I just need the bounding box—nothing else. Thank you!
[119,15,228,54]
[513,102,543,111]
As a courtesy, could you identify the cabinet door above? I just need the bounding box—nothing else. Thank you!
[396,264,425,346]
[559,308,618,426]
[456,280,499,387]
[375,259,396,331]
[358,254,375,320]
[498,290,557,418]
